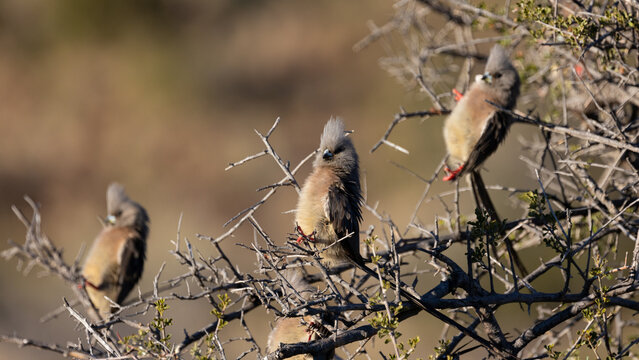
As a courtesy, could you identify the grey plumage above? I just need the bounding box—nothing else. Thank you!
[461,45,519,175]
[106,183,150,239]
[82,183,149,319]
[442,44,527,275]
[295,119,508,353]
[316,118,361,178]
[296,117,363,266]
[448,44,521,178]
[484,44,520,109]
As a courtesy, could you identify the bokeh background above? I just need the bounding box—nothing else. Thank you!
[0,1,536,358]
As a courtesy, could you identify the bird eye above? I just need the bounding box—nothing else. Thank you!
[334,146,344,154]
[323,149,334,160]
[493,72,502,79]
[114,210,122,217]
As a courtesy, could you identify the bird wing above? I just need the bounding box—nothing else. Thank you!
[461,110,511,176]
[116,230,146,304]
[327,181,363,262]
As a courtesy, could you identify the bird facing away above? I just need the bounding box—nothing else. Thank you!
[442,44,527,275]
[294,119,508,354]
[266,268,333,359]
[81,183,149,319]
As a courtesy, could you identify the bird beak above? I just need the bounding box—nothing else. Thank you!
[480,72,493,84]
[322,149,334,160]
[106,215,117,225]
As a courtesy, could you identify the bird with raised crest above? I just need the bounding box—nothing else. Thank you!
[81,183,149,320]
[442,44,527,275]
[294,118,511,356]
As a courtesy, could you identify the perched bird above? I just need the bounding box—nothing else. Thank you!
[81,183,149,319]
[295,118,505,354]
[442,44,527,275]
[266,268,333,359]
[295,118,363,267]
[443,44,520,181]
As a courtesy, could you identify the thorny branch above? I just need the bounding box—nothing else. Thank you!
[3,0,639,359]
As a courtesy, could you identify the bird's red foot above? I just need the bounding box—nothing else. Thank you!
[452,88,463,102]
[77,277,87,290]
[78,278,99,290]
[296,226,315,243]
[443,165,464,181]
[306,321,316,341]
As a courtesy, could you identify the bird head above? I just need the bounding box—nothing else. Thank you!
[315,117,359,176]
[106,183,150,234]
[477,44,520,109]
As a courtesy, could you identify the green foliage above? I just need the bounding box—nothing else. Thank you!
[516,0,598,46]
[369,291,383,305]
[119,298,174,357]
[191,294,232,359]
[368,303,420,359]
[392,336,421,360]
[601,7,638,29]
[210,293,231,330]
[117,297,230,359]
[369,307,400,341]
[469,208,505,239]
[520,190,545,218]
[365,235,383,266]
[190,333,217,360]
[467,208,505,264]
[430,339,453,359]
[468,238,487,264]
[363,235,377,247]
[542,233,566,254]
[515,0,638,62]
[520,191,567,253]
[576,327,600,350]
[544,343,561,359]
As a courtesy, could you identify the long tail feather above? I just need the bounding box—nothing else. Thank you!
[470,171,528,276]
[350,258,512,358]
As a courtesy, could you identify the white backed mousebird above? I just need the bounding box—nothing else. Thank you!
[81,183,149,319]
[442,44,527,275]
[294,118,511,356]
[443,44,520,180]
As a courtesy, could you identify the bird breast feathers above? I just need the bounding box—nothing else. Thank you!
[444,85,498,162]
[296,167,339,237]
[82,227,139,282]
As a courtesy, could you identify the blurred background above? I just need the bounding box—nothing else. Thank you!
[0,1,537,358]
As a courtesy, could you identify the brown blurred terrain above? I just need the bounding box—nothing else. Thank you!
[0,1,536,358]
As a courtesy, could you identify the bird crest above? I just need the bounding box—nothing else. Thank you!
[485,44,514,74]
[319,117,349,151]
[106,182,130,214]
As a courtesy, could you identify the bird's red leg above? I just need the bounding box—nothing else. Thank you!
[296,225,315,243]
[78,277,100,290]
[452,88,464,102]
[443,164,464,181]
[306,321,316,341]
